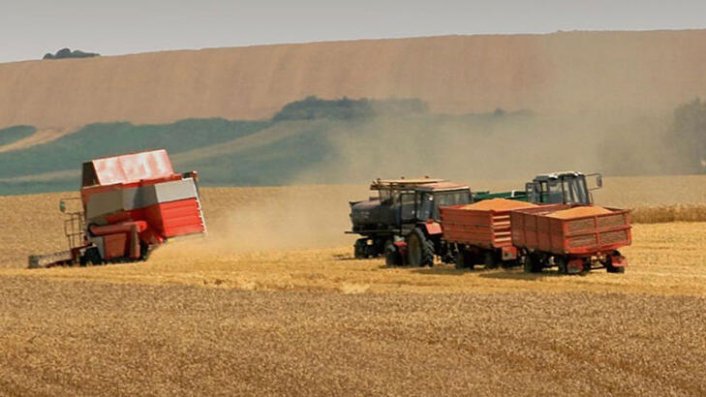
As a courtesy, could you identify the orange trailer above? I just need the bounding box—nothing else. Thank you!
[510,205,632,274]
[440,199,538,269]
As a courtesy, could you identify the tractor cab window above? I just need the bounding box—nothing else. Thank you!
[565,176,589,204]
[435,190,471,207]
[400,193,416,222]
[418,192,434,220]
[420,190,471,220]
[546,180,564,203]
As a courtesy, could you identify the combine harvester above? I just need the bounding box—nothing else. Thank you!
[28,149,207,268]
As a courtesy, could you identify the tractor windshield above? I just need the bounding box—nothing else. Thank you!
[563,176,590,204]
[418,189,471,220]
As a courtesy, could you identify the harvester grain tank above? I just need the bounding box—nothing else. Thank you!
[28,149,206,268]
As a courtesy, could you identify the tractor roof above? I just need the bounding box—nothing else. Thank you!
[370,177,468,192]
[370,177,446,190]
[533,171,585,181]
[415,181,470,192]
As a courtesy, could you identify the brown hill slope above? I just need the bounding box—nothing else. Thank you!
[1,30,706,130]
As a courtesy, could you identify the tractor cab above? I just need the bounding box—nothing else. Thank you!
[400,181,472,224]
[526,171,602,205]
[348,177,470,258]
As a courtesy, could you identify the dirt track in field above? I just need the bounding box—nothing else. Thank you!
[1,181,705,395]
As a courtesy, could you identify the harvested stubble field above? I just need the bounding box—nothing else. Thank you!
[1,177,705,396]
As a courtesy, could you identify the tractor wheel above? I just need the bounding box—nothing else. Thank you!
[354,239,368,259]
[384,240,402,267]
[406,228,434,267]
[606,250,625,273]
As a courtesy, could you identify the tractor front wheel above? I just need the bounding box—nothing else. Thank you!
[384,240,402,267]
[406,228,434,267]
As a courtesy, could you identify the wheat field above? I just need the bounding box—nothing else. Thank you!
[1,176,705,396]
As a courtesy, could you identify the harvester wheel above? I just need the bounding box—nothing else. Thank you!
[606,250,625,273]
[83,247,103,266]
[140,242,151,261]
[406,228,434,267]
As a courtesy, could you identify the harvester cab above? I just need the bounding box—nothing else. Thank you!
[526,171,602,205]
[28,149,207,268]
[348,177,471,259]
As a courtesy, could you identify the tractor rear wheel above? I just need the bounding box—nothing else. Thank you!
[406,228,434,267]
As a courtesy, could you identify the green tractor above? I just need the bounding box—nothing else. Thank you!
[473,171,602,205]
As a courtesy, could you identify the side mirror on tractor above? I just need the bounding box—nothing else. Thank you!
[587,173,603,190]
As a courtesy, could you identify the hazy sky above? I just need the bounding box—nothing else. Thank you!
[2,0,705,63]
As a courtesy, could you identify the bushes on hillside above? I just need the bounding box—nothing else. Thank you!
[43,48,100,60]
[272,96,428,121]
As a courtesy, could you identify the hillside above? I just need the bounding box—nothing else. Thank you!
[1,30,706,131]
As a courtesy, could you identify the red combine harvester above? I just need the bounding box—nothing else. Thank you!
[28,149,207,268]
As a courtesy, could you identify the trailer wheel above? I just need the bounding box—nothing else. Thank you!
[606,250,625,273]
[407,228,434,267]
[523,253,543,273]
[555,256,568,274]
[454,248,475,270]
[483,251,498,269]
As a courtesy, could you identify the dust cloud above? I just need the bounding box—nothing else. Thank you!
[157,186,369,256]
[292,108,681,190]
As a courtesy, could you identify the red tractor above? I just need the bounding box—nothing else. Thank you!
[29,149,206,268]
